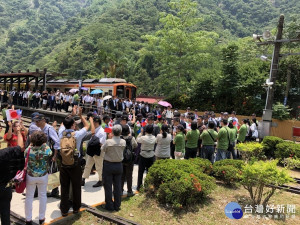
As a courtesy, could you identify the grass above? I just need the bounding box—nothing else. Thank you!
[108,184,300,225]
[51,211,114,225]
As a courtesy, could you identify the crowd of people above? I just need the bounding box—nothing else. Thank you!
[0,91,259,225]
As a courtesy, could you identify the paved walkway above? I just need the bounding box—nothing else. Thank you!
[11,165,140,224]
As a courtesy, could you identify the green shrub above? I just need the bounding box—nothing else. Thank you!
[272,102,291,120]
[213,159,245,169]
[213,165,242,185]
[282,157,300,169]
[262,136,284,158]
[212,159,245,185]
[241,160,293,206]
[144,159,216,209]
[236,142,264,162]
[275,142,300,160]
[184,158,213,175]
[157,172,215,209]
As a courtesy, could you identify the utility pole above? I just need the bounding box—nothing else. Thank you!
[255,15,300,137]
[265,15,284,111]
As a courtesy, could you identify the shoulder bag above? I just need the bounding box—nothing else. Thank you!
[14,148,30,193]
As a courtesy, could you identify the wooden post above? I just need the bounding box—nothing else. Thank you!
[10,77,13,90]
[35,77,38,91]
[17,77,21,91]
[26,77,29,91]
[35,69,39,91]
[4,77,6,91]
[43,68,47,91]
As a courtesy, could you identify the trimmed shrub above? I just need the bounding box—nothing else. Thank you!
[144,159,216,209]
[275,142,300,160]
[262,136,284,158]
[236,142,264,162]
[157,172,215,208]
[241,160,293,206]
[282,157,300,170]
[184,158,213,175]
[213,159,245,169]
[212,159,245,185]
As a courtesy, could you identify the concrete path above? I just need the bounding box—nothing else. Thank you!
[11,165,140,224]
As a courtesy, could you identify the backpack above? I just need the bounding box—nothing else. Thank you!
[60,131,78,166]
[86,135,101,157]
[122,136,134,164]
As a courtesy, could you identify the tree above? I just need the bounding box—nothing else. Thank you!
[143,0,218,95]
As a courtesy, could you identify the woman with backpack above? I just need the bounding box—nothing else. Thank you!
[24,131,52,225]
[120,125,138,197]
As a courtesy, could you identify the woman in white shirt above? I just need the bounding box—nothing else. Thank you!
[155,124,172,160]
[250,118,258,141]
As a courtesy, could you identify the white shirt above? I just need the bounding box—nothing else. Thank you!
[97,98,103,107]
[83,95,92,103]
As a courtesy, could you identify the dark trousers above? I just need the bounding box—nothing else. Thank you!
[121,163,134,193]
[55,103,61,112]
[202,145,215,164]
[0,185,12,225]
[134,143,141,164]
[65,102,70,112]
[170,142,175,159]
[137,156,155,189]
[49,102,55,111]
[103,161,123,210]
[60,163,82,213]
[184,147,198,159]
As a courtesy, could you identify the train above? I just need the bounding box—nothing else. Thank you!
[1,78,137,99]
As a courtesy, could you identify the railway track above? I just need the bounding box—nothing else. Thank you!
[267,177,300,195]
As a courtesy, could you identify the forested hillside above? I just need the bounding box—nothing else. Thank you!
[0,0,300,115]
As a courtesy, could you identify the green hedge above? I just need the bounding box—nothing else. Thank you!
[282,157,300,169]
[212,159,245,185]
[262,136,284,159]
[236,142,265,162]
[275,142,300,160]
[144,159,216,209]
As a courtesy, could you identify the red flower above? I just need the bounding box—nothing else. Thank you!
[222,171,226,174]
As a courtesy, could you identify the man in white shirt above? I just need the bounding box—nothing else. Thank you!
[82,116,106,188]
[164,106,173,125]
[83,94,93,112]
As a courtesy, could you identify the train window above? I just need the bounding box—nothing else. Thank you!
[132,87,136,99]
[116,85,124,98]
[108,90,112,96]
[126,89,130,98]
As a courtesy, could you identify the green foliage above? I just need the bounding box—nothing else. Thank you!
[213,159,245,169]
[275,142,300,160]
[144,159,216,209]
[272,102,292,120]
[236,142,265,162]
[282,157,300,170]
[241,160,293,206]
[212,159,245,185]
[0,0,299,115]
[262,136,284,159]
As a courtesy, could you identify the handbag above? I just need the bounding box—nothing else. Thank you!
[14,147,30,194]
[47,162,60,191]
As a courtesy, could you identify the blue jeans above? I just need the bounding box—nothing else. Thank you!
[216,149,230,161]
[202,145,215,164]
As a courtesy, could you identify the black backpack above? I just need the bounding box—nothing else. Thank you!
[122,136,134,164]
[87,135,101,157]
